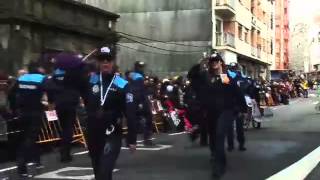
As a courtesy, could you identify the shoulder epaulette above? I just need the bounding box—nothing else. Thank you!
[18,74,46,83]
[113,75,128,89]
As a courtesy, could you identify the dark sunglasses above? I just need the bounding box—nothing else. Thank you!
[97,57,115,62]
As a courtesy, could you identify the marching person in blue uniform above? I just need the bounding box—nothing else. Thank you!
[226,62,247,152]
[13,62,48,178]
[128,61,154,146]
[197,53,247,178]
[49,53,86,163]
[82,46,137,180]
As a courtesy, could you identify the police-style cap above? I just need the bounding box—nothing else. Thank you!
[229,62,239,70]
[208,52,223,63]
[230,62,238,67]
[134,61,145,67]
[95,46,116,61]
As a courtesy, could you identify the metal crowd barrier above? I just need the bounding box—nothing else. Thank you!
[37,110,87,148]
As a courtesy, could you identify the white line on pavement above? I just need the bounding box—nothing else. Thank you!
[73,138,158,156]
[168,131,187,136]
[136,138,156,143]
[73,151,89,156]
[0,163,35,173]
[312,101,319,105]
[266,145,320,180]
[34,167,119,179]
[121,144,172,151]
[0,166,17,173]
[74,143,171,155]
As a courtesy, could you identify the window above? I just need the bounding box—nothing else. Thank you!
[270,13,274,29]
[216,19,222,33]
[238,25,243,40]
[216,19,223,46]
[244,28,249,43]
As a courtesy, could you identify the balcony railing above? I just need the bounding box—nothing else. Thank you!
[251,47,257,57]
[257,45,261,58]
[223,32,235,47]
[216,32,222,46]
[216,32,235,48]
[216,0,236,9]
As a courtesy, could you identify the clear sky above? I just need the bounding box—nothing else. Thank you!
[289,0,320,37]
[289,0,320,26]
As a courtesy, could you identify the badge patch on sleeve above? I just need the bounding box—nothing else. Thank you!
[126,93,134,103]
[92,85,99,93]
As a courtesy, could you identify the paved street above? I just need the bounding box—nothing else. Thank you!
[1,96,320,180]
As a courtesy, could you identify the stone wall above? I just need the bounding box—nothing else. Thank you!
[84,0,212,77]
[0,0,119,74]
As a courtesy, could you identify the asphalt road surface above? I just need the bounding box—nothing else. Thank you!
[1,95,320,180]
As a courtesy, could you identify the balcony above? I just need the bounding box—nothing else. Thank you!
[257,45,261,58]
[251,46,257,57]
[216,32,235,48]
[215,0,236,18]
[216,32,223,46]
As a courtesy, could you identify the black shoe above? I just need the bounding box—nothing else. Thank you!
[19,173,33,179]
[60,155,73,163]
[212,164,226,178]
[143,139,155,146]
[34,162,45,169]
[239,146,247,151]
[17,165,27,176]
[227,146,234,152]
[189,132,199,142]
[200,140,208,147]
[210,156,215,163]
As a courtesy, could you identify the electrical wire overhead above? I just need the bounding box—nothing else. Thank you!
[117,43,202,56]
[120,35,205,53]
[117,31,209,48]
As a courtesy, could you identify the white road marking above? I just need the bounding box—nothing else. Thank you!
[266,145,320,180]
[136,138,156,143]
[74,142,171,155]
[0,166,17,173]
[121,144,172,151]
[34,167,119,179]
[312,101,319,105]
[168,131,187,136]
[73,138,157,156]
[73,151,89,156]
[0,163,36,173]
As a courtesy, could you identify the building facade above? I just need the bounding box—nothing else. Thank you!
[82,0,274,78]
[214,0,275,79]
[289,1,320,74]
[80,0,211,77]
[273,0,289,70]
[290,23,309,73]
[306,14,320,75]
[0,0,119,74]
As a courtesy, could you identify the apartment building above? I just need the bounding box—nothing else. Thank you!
[274,0,289,70]
[214,0,275,79]
[290,23,308,73]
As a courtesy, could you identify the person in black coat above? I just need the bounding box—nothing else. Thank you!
[81,46,137,180]
[198,53,247,178]
[12,62,48,177]
[127,61,154,146]
[48,53,87,163]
